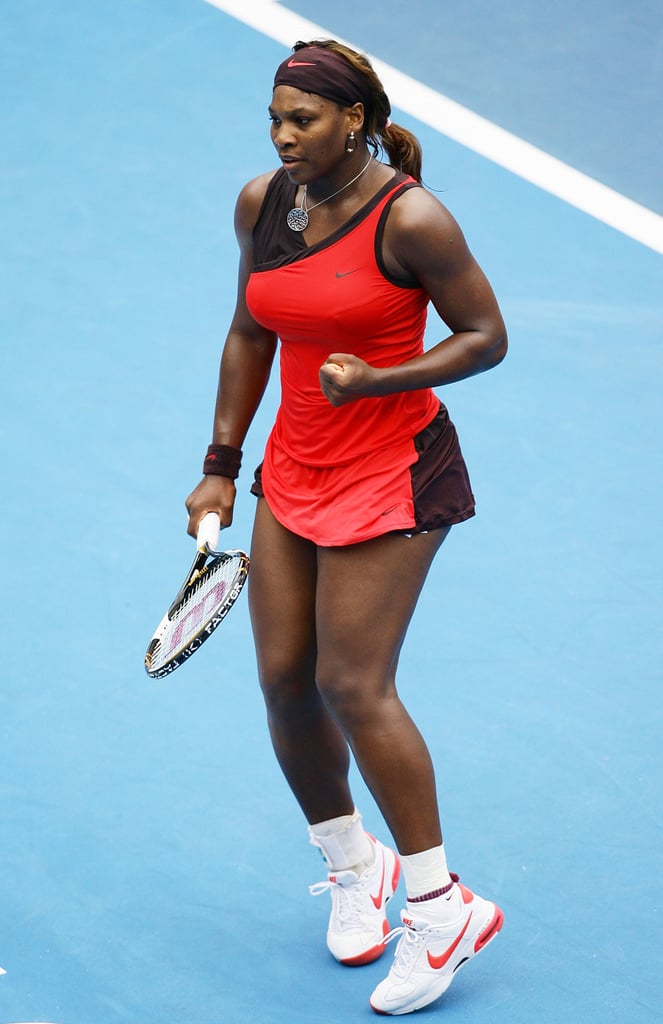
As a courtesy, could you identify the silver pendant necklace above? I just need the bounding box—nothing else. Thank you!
[286,155,373,232]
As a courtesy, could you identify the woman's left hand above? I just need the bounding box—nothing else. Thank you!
[319,353,380,406]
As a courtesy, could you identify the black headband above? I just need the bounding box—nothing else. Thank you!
[273,46,373,114]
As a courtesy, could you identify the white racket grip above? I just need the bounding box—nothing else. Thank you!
[196,511,221,553]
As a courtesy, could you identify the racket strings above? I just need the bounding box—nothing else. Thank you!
[171,559,230,616]
[147,554,247,672]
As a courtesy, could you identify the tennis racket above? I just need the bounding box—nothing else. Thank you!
[144,512,249,678]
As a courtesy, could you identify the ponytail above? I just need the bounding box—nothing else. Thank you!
[378,121,422,183]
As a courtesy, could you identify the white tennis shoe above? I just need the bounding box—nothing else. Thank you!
[369,879,503,1014]
[309,835,401,966]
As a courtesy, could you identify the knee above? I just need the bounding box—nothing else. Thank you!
[315,659,383,728]
[257,656,318,721]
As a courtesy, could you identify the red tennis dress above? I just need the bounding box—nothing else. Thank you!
[245,168,475,545]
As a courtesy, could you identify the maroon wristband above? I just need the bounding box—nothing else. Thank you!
[203,444,242,479]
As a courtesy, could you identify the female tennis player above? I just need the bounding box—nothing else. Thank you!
[185,39,507,1015]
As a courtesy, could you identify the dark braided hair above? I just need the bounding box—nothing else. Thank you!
[292,39,423,183]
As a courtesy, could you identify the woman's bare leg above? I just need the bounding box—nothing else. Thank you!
[248,497,354,822]
[315,528,449,854]
[249,497,450,854]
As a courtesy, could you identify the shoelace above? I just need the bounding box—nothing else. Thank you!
[309,876,370,926]
[380,923,423,978]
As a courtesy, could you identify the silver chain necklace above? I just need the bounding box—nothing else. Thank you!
[286,155,373,232]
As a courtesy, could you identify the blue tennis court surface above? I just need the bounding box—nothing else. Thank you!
[1,3,661,1023]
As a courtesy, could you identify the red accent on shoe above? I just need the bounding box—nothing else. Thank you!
[426,914,473,970]
[391,856,401,894]
[370,858,386,910]
[341,936,388,967]
[474,904,504,952]
[458,883,474,905]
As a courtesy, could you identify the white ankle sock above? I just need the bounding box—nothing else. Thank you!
[401,844,452,897]
[308,808,375,874]
[401,845,461,922]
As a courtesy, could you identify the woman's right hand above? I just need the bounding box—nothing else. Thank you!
[185,475,237,539]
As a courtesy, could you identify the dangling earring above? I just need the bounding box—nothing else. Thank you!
[345,131,357,154]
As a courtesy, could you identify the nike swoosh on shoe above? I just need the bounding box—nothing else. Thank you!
[370,859,386,909]
[426,914,472,970]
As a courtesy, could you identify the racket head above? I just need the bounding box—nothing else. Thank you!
[144,548,249,678]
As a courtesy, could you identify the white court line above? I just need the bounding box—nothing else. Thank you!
[204,0,663,254]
